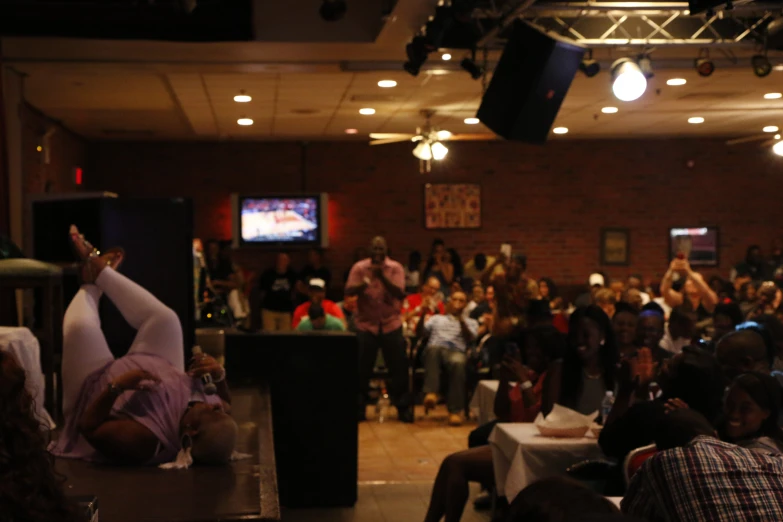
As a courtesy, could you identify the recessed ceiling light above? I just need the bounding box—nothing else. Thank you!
[776,134,782,140]
[601,107,619,114]
[688,117,704,124]
[345,128,358,134]
[237,117,254,126]
[359,108,376,115]
[763,125,779,133]
[377,80,397,88]
[234,93,252,103]
[442,53,452,61]
[764,92,782,99]
[552,127,568,134]
[464,117,480,124]
[666,78,687,86]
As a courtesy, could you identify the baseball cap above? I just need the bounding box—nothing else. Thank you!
[309,278,326,289]
[589,273,605,287]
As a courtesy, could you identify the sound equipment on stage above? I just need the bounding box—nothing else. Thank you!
[477,20,585,144]
[31,194,195,359]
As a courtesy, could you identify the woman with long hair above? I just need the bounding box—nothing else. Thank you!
[0,351,83,522]
[719,372,783,454]
[546,305,619,415]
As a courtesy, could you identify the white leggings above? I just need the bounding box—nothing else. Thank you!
[62,267,184,417]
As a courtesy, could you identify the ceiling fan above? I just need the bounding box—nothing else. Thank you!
[726,129,783,156]
[369,109,495,173]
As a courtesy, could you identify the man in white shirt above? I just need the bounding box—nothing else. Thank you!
[416,291,479,426]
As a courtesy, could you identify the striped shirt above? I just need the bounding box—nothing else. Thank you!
[424,314,479,353]
[623,436,783,521]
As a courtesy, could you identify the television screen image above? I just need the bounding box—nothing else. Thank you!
[669,227,719,267]
[240,197,319,243]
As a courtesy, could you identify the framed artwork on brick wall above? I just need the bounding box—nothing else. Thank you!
[601,228,630,266]
[424,183,481,230]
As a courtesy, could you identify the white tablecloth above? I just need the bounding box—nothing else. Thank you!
[0,327,55,429]
[489,422,604,502]
[470,380,500,425]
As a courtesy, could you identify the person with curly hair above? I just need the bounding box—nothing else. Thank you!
[0,350,84,522]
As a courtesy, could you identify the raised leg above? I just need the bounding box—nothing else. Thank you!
[444,350,467,414]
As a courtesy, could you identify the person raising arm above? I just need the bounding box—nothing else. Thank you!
[660,257,719,315]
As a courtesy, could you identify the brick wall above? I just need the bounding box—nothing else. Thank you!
[87,139,783,286]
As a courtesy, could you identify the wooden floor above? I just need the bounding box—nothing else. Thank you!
[282,404,493,522]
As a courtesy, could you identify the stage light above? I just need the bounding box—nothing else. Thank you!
[773,140,783,157]
[319,0,347,21]
[601,107,618,114]
[688,117,704,124]
[345,128,358,134]
[233,91,252,103]
[579,59,600,78]
[764,92,782,99]
[412,141,433,161]
[359,108,375,115]
[553,127,568,134]
[694,58,715,77]
[763,126,779,133]
[431,141,448,160]
[378,80,397,88]
[442,53,452,61]
[752,55,772,78]
[237,118,253,126]
[667,78,687,86]
[460,57,483,80]
[464,117,479,124]
[611,58,647,102]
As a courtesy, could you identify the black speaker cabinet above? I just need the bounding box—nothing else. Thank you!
[31,194,195,360]
[477,20,585,144]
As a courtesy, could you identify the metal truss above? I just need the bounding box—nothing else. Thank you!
[473,1,783,49]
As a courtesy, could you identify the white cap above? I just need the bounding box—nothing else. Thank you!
[589,273,605,287]
[308,278,326,289]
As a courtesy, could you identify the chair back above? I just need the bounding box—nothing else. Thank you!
[623,444,657,486]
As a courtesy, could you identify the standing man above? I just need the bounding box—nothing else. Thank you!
[346,236,411,423]
[253,253,297,332]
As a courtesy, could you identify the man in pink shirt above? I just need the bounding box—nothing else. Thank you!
[346,236,411,422]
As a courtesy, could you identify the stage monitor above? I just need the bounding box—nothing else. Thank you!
[669,226,719,267]
[231,193,328,248]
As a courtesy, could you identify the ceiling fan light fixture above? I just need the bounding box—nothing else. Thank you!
[431,141,448,160]
[763,125,779,133]
[436,130,452,140]
[773,140,783,157]
[413,141,433,161]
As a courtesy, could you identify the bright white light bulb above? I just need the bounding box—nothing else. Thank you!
[601,107,619,114]
[464,117,480,124]
[764,92,782,99]
[412,142,432,161]
[431,141,448,160]
[377,80,397,88]
[436,130,452,140]
[359,108,376,115]
[666,78,687,86]
[552,127,568,134]
[612,60,647,102]
[442,53,452,61]
[773,140,783,157]
[237,118,254,126]
[763,126,779,133]
[234,94,252,103]
[688,117,704,124]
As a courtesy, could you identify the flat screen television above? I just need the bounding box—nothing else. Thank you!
[669,226,719,267]
[231,193,328,248]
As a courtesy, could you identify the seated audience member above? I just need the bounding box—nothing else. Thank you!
[295,303,346,332]
[254,252,297,332]
[660,257,718,325]
[594,288,617,319]
[507,477,620,522]
[720,372,783,454]
[464,252,504,282]
[660,308,695,355]
[545,306,619,415]
[613,302,639,359]
[747,280,783,320]
[732,244,769,283]
[637,310,673,364]
[295,248,332,305]
[600,346,724,462]
[405,250,423,294]
[701,302,743,353]
[538,277,564,311]
[52,227,237,466]
[337,294,358,332]
[709,275,734,302]
[1,351,84,522]
[402,276,446,332]
[470,284,494,320]
[716,328,775,381]
[755,315,783,371]
[622,409,783,522]
[448,248,464,282]
[738,281,758,317]
[609,280,625,303]
[626,274,651,305]
[423,326,563,522]
[418,291,479,426]
[291,278,345,329]
[622,288,644,311]
[424,239,455,291]
[574,273,605,308]
[465,282,484,318]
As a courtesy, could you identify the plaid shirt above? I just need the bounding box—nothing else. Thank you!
[622,436,783,521]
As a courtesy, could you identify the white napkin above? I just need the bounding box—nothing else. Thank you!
[534,404,598,430]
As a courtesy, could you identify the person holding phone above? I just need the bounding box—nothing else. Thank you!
[660,256,719,325]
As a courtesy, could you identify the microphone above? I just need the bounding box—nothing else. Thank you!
[191,346,217,395]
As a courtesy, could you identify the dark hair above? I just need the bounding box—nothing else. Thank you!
[613,301,639,318]
[654,409,715,451]
[754,315,783,348]
[661,347,725,424]
[713,302,744,328]
[448,248,464,279]
[722,372,783,444]
[0,352,82,522]
[736,321,776,367]
[474,253,487,270]
[512,254,527,272]
[431,238,445,250]
[747,244,762,262]
[525,325,567,362]
[308,303,325,320]
[641,301,665,316]
[739,281,757,302]
[408,250,422,271]
[505,476,618,522]
[561,306,618,409]
[538,278,559,299]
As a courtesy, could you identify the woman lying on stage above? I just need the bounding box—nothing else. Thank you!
[50,226,238,466]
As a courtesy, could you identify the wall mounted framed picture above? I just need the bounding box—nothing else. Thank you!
[669,226,719,267]
[424,183,481,229]
[600,228,630,266]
